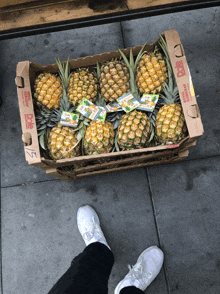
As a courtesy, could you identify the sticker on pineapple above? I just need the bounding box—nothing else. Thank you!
[77,99,106,122]
[117,93,140,113]
[104,102,123,112]
[137,94,159,112]
[60,111,79,127]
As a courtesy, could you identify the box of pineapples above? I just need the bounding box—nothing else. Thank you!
[15,29,203,180]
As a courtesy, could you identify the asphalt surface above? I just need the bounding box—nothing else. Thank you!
[1,6,220,294]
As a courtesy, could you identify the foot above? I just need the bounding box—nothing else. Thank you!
[114,246,164,294]
[77,205,111,250]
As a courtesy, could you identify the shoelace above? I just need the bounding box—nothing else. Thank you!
[127,257,153,289]
[82,216,105,242]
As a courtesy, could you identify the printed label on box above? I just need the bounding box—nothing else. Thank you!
[77,99,106,122]
[117,93,140,113]
[60,111,79,127]
[22,91,31,108]
[137,94,159,112]
[104,102,123,112]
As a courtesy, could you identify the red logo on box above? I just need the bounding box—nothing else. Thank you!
[181,83,192,103]
[22,91,31,107]
[24,114,34,129]
[175,60,186,78]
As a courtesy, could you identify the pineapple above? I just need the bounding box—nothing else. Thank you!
[156,103,187,144]
[67,68,98,107]
[117,110,151,150]
[36,58,83,160]
[99,60,130,103]
[84,120,115,155]
[155,36,187,144]
[34,72,63,109]
[115,47,153,151]
[136,49,168,95]
[48,124,80,160]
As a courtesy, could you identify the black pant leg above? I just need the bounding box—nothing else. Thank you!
[47,242,114,294]
[120,286,145,294]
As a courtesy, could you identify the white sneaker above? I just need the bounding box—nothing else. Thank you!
[114,246,164,294]
[77,205,111,250]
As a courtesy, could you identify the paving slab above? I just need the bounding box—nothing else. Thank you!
[0,22,124,188]
[147,156,220,294]
[121,6,220,160]
[2,168,168,294]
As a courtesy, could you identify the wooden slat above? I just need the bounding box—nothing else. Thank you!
[66,156,184,180]
[62,149,177,175]
[0,0,38,9]
[0,0,193,33]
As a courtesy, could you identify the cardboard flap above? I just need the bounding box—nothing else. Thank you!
[16,61,41,163]
[164,30,204,139]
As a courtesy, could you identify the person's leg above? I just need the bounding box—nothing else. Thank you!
[114,246,164,294]
[47,205,114,294]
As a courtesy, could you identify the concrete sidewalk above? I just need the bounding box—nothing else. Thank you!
[1,6,220,294]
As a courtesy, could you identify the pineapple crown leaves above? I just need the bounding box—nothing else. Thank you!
[118,48,138,100]
[106,111,123,130]
[113,129,120,152]
[148,115,155,144]
[96,61,106,108]
[118,42,147,101]
[159,35,180,105]
[55,57,71,90]
[36,107,59,150]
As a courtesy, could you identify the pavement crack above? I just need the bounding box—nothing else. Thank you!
[145,167,171,294]
[119,22,126,48]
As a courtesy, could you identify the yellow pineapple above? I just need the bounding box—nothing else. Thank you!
[99,60,130,103]
[48,124,81,160]
[117,110,151,150]
[155,36,187,144]
[67,68,98,107]
[136,50,168,95]
[34,72,63,109]
[84,121,115,155]
[156,103,187,144]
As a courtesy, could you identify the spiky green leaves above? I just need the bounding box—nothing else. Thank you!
[159,35,180,105]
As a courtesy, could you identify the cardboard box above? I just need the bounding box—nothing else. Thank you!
[15,29,204,180]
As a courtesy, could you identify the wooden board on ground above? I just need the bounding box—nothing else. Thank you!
[0,0,197,34]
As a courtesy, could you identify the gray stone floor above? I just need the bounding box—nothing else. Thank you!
[1,6,220,294]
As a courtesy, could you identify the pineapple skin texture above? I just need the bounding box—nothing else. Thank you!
[34,73,63,109]
[48,125,81,160]
[84,121,115,155]
[67,68,98,107]
[136,52,168,95]
[117,110,151,150]
[156,103,187,144]
[100,60,130,103]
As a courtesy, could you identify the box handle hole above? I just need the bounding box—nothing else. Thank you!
[174,44,184,58]
[22,132,32,146]
[15,76,24,88]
